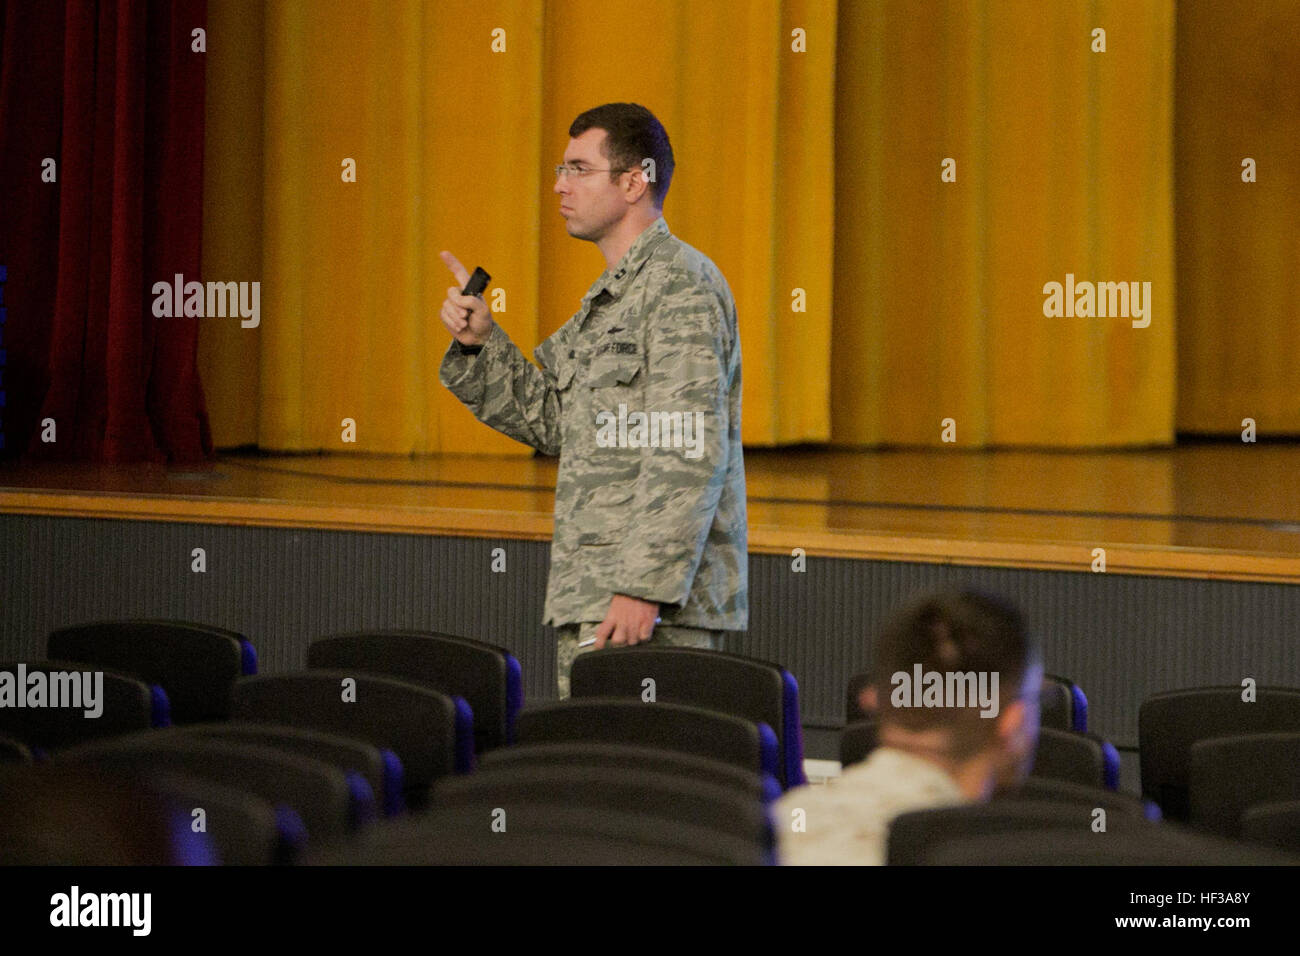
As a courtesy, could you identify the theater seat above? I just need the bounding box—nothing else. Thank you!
[432,764,773,857]
[1032,727,1119,790]
[231,671,471,810]
[888,799,1159,866]
[0,764,218,865]
[477,741,780,804]
[313,803,768,865]
[0,733,34,764]
[147,771,290,865]
[308,630,521,752]
[183,721,405,817]
[1140,686,1300,821]
[517,697,779,782]
[55,731,362,844]
[1241,800,1300,856]
[1041,674,1088,733]
[48,620,256,723]
[1188,732,1300,838]
[0,660,169,752]
[571,646,805,788]
[913,826,1297,865]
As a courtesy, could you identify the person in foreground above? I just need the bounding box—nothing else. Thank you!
[776,588,1043,865]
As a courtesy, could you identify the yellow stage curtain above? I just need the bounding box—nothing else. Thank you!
[200,0,836,453]
[832,0,1176,448]
[1174,1,1300,436]
[203,0,1191,453]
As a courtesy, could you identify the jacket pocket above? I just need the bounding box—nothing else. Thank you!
[585,355,642,389]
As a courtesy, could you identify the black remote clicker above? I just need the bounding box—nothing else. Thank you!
[462,267,491,298]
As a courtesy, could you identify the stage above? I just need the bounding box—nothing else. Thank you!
[4,443,1300,754]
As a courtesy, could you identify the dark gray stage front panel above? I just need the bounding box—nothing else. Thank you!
[3,513,1299,748]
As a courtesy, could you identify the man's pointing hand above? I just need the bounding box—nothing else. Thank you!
[438,250,494,347]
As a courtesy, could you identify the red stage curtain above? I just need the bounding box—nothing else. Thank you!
[0,0,210,463]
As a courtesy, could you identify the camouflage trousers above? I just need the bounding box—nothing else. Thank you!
[554,622,723,699]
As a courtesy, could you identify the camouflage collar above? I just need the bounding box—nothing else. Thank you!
[586,216,672,302]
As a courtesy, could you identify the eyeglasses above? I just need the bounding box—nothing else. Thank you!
[554,163,630,179]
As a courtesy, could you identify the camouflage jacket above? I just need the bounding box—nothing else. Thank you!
[439,216,748,630]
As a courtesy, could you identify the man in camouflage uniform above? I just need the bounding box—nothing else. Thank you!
[436,103,747,697]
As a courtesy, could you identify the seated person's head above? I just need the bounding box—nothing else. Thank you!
[863,589,1042,799]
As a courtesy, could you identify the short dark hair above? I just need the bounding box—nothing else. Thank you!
[569,102,674,207]
[872,589,1040,757]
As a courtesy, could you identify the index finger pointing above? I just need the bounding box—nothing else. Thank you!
[439,250,471,288]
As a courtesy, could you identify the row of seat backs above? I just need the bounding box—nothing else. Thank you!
[888,796,1296,865]
[36,621,802,790]
[3,670,786,817]
[16,744,1299,865]
[847,672,1088,733]
[845,684,1300,842]
[316,636,803,794]
[41,621,523,756]
[317,761,777,866]
[1,661,475,810]
[841,720,1121,792]
[7,706,450,863]
[4,733,784,865]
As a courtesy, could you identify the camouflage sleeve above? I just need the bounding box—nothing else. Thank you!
[612,273,735,608]
[439,322,564,456]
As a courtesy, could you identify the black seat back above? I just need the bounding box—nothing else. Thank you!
[517,697,775,779]
[55,731,356,842]
[308,630,520,752]
[184,721,399,816]
[0,660,163,751]
[433,764,772,851]
[1241,800,1300,855]
[477,741,777,803]
[571,646,804,787]
[1189,732,1300,837]
[1139,686,1300,820]
[314,803,767,865]
[1041,673,1087,732]
[231,671,464,809]
[888,798,1157,866]
[0,764,216,864]
[48,620,254,723]
[0,733,35,764]
[1007,776,1156,819]
[1032,727,1117,790]
[918,826,1297,865]
[147,771,287,865]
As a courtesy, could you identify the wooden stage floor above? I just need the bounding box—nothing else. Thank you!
[5,443,1300,584]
